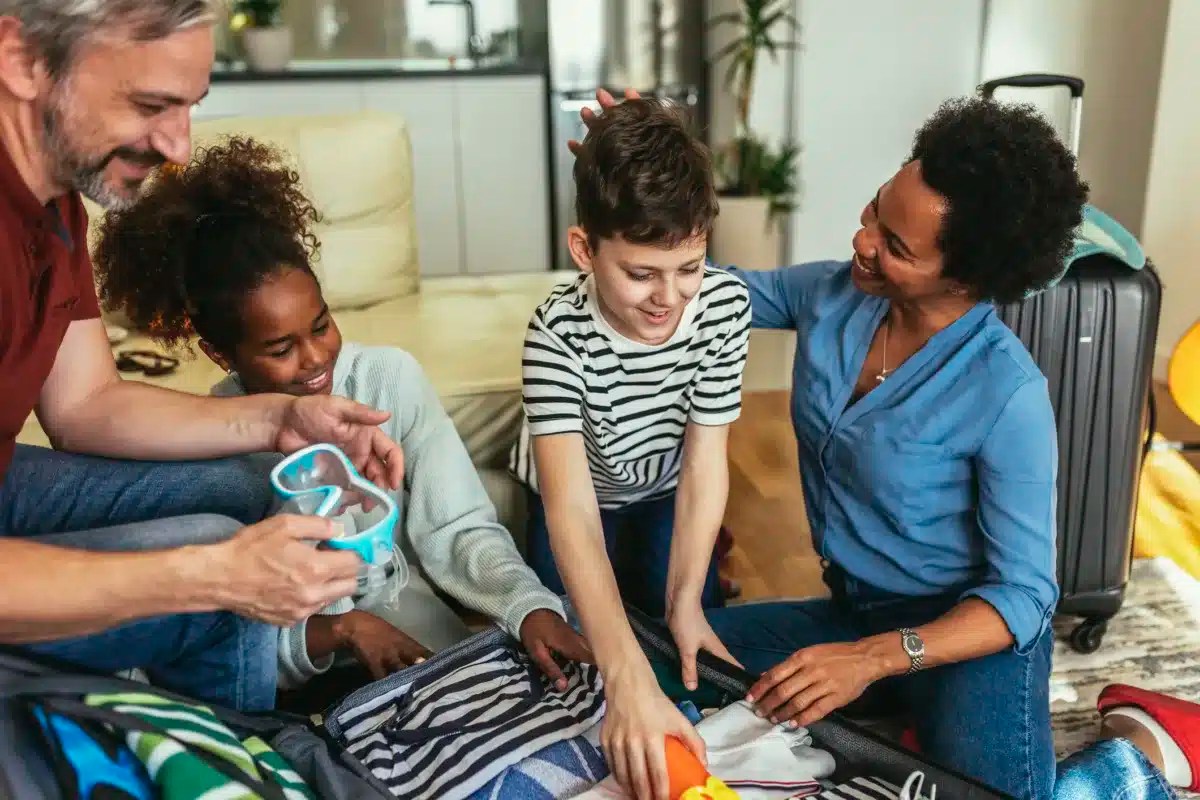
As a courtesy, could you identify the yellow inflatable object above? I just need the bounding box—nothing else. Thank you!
[680,777,740,800]
[1136,435,1200,579]
[1168,320,1200,429]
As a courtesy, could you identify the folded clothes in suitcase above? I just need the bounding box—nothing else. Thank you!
[322,608,1013,800]
[323,625,607,800]
[623,605,1014,800]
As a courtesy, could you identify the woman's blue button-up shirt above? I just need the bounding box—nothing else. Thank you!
[732,260,1059,652]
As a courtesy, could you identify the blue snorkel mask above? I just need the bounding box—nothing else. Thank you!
[270,443,408,596]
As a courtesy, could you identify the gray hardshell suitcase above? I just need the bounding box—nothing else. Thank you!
[983,74,1162,653]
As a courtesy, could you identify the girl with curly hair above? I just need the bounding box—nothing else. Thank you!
[93,137,589,694]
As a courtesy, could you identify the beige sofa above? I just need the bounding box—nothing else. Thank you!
[18,111,571,537]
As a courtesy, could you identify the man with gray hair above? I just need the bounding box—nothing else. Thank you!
[0,1,405,711]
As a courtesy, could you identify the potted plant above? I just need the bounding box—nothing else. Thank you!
[232,0,292,72]
[708,0,799,269]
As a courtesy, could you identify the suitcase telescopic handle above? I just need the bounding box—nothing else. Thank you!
[979,73,1085,156]
[979,73,1085,99]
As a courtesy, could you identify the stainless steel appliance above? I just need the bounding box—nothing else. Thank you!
[547,0,706,270]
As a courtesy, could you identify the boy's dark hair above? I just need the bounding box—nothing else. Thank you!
[93,136,321,353]
[574,98,718,248]
[911,97,1089,303]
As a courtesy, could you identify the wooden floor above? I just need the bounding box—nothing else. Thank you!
[721,391,824,601]
[720,384,1200,602]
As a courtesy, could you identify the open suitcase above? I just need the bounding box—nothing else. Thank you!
[982,74,1162,653]
[2,606,1014,800]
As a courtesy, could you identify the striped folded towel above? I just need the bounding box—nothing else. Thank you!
[86,692,316,800]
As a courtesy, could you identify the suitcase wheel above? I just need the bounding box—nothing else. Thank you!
[1069,619,1108,654]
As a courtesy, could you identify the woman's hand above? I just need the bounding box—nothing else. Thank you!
[667,603,741,691]
[519,609,594,691]
[746,640,895,728]
[567,88,643,153]
[334,610,432,680]
[602,665,707,800]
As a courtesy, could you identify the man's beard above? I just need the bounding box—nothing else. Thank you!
[41,91,164,210]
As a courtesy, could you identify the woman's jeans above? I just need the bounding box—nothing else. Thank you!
[0,445,280,711]
[525,490,724,617]
[705,566,1176,800]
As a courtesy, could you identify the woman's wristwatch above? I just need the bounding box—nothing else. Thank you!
[898,628,926,674]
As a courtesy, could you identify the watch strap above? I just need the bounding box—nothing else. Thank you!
[899,627,925,674]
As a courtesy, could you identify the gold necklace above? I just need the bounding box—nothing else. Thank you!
[875,315,892,383]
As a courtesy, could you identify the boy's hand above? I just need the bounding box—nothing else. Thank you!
[520,609,594,691]
[603,665,706,800]
[334,610,432,680]
[567,88,644,154]
[667,603,742,691]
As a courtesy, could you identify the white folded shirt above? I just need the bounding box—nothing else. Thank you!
[572,701,836,799]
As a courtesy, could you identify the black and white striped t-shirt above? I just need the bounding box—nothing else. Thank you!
[509,267,751,509]
[327,628,606,800]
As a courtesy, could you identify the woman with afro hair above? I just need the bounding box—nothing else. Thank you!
[531,86,1200,799]
[93,137,590,696]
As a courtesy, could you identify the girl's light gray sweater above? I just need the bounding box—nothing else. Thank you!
[212,342,562,688]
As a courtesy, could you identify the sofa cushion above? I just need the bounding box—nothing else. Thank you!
[190,111,419,310]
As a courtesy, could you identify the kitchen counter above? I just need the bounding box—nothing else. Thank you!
[211,57,545,82]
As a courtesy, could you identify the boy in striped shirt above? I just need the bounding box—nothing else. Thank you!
[509,98,751,799]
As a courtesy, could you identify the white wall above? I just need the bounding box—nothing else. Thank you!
[787,0,985,265]
[979,0,1170,238]
[1141,0,1200,375]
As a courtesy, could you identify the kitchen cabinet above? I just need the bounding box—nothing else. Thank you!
[193,72,551,277]
[360,78,462,277]
[455,76,551,275]
[192,81,364,121]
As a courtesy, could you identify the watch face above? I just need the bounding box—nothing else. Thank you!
[903,632,924,655]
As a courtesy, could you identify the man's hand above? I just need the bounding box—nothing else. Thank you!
[602,666,706,800]
[746,641,889,728]
[567,88,643,154]
[207,515,362,626]
[276,395,404,490]
[519,609,594,691]
[667,603,742,691]
[334,610,433,679]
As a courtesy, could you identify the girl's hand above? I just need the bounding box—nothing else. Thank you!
[519,609,594,690]
[334,610,432,679]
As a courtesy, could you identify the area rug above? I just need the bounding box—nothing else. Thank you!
[1051,557,1200,796]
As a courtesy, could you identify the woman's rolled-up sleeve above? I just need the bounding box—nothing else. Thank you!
[961,377,1061,654]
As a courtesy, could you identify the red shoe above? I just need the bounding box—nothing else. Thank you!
[1098,684,1200,791]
